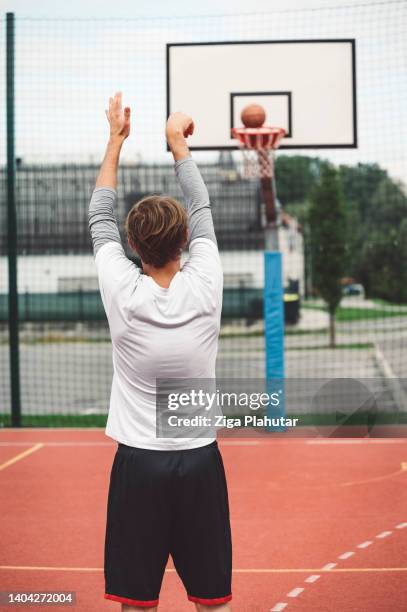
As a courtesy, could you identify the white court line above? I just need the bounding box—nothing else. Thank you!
[269,522,405,612]
[0,444,44,471]
[287,587,304,598]
[306,439,406,445]
[220,440,261,446]
[0,443,42,447]
[0,441,260,448]
[0,442,113,447]
[3,427,406,440]
[322,563,337,571]
[8,438,404,448]
[3,438,404,448]
[376,531,392,539]
[1,428,105,431]
[0,440,288,448]
[1,440,405,450]
[358,541,373,549]
[305,575,320,583]
[3,565,407,574]
[338,552,355,560]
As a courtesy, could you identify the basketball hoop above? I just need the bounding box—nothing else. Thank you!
[231,126,286,179]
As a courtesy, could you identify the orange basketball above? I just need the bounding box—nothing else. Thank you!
[241,104,266,128]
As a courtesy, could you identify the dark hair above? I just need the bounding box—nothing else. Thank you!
[125,195,188,268]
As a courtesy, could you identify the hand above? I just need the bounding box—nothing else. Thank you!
[166,112,194,140]
[105,92,131,141]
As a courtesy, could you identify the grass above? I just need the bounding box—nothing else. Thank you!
[0,414,107,428]
[285,328,327,336]
[286,342,373,351]
[221,328,328,338]
[336,307,407,322]
[303,302,407,322]
[373,298,407,308]
[0,336,110,345]
[220,343,374,353]
[220,329,263,339]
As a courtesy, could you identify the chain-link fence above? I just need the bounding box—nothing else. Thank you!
[1,1,406,426]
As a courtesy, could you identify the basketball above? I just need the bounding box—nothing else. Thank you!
[241,104,266,128]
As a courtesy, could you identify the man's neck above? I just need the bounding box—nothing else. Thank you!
[143,259,181,288]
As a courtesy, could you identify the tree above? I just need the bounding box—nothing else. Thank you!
[308,164,347,347]
[353,176,407,303]
[275,155,321,205]
[356,226,407,303]
[273,156,407,304]
[339,163,387,222]
[338,163,388,277]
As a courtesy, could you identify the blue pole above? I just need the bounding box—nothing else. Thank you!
[264,251,285,431]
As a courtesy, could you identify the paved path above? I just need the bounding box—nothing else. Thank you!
[0,333,401,415]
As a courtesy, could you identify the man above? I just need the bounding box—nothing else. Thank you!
[88,92,232,611]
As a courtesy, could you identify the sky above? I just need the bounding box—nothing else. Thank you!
[1,0,406,182]
[3,0,371,19]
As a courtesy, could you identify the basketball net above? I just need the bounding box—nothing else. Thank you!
[231,127,286,179]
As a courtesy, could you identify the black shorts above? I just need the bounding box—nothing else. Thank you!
[104,441,232,607]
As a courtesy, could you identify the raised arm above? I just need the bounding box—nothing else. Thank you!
[166,113,217,246]
[88,92,131,255]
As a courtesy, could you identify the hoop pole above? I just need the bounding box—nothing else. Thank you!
[231,125,286,432]
[264,252,285,431]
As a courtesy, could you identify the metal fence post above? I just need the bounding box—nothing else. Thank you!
[6,12,21,427]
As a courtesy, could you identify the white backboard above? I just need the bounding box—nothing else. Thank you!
[167,40,357,150]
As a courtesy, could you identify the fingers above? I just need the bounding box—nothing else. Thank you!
[108,93,122,112]
[166,112,195,139]
[108,92,125,116]
[124,107,131,132]
[115,91,122,111]
[184,119,194,138]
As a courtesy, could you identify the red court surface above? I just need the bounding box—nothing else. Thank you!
[1,428,406,611]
